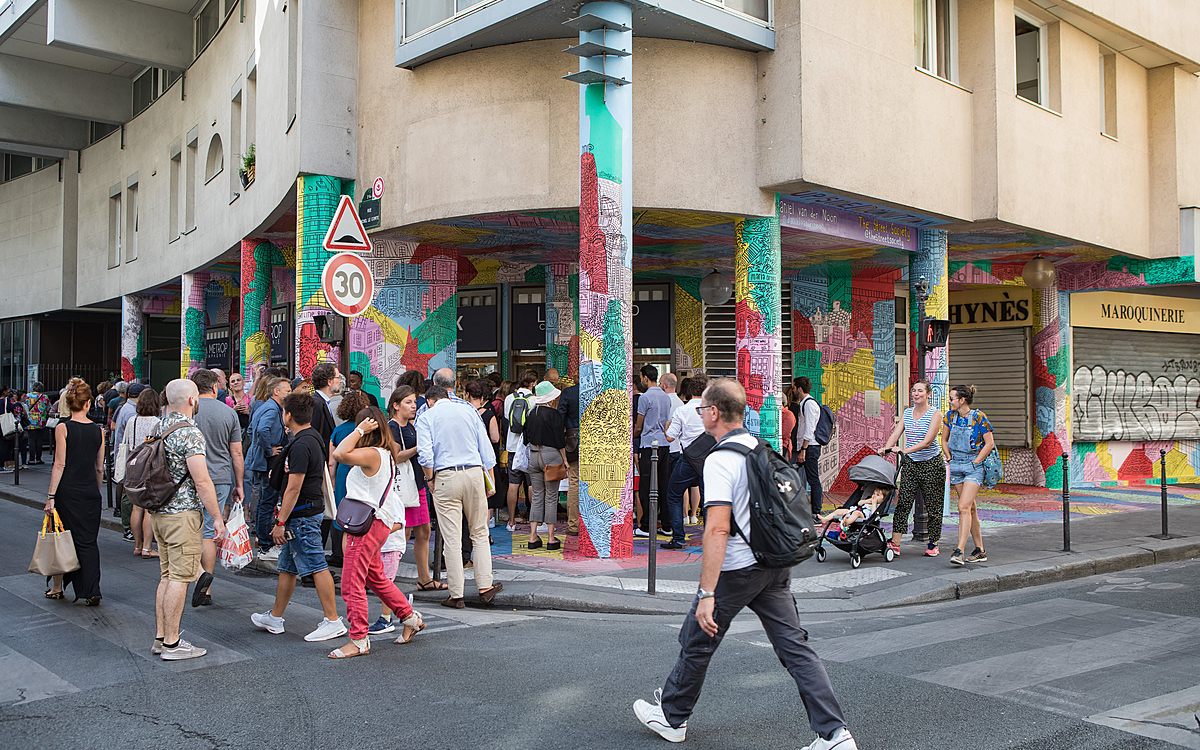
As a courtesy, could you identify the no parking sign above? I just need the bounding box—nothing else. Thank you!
[321,252,374,317]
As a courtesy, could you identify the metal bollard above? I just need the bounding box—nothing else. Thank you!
[1152,449,1173,539]
[432,518,444,584]
[648,440,659,595]
[106,429,115,512]
[12,432,19,486]
[1061,452,1070,552]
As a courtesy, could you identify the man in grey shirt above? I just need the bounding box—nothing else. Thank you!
[634,364,673,537]
[189,369,244,608]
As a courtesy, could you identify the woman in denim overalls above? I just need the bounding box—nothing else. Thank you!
[940,385,995,566]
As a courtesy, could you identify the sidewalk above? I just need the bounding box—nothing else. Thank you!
[3,463,1197,615]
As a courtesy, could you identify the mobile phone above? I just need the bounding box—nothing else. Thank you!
[283,529,296,542]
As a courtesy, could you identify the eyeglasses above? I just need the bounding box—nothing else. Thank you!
[695,404,716,415]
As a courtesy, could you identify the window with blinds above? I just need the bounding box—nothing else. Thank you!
[702,281,792,391]
[947,327,1030,447]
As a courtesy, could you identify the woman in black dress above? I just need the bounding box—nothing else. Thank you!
[42,378,105,605]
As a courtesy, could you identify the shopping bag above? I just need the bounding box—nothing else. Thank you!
[393,456,420,508]
[511,442,530,473]
[0,412,16,437]
[218,503,254,571]
[29,510,80,576]
[322,465,338,520]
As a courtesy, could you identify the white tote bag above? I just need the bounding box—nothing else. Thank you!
[392,455,420,508]
[113,416,139,483]
[0,411,16,437]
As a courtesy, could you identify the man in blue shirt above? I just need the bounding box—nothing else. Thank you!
[416,385,501,608]
[634,365,673,537]
[246,377,291,556]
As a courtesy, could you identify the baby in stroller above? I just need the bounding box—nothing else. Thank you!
[814,453,900,568]
[819,486,886,537]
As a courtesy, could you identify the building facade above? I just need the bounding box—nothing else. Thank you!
[2,0,1199,556]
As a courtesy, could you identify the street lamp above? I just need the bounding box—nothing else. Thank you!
[699,269,733,306]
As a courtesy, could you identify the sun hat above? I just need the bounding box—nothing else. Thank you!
[533,380,561,405]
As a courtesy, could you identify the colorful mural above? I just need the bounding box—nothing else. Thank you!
[672,277,703,372]
[240,239,287,378]
[180,270,239,378]
[120,294,145,382]
[545,262,578,380]
[735,215,782,449]
[294,176,344,379]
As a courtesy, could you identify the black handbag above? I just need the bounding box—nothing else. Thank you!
[683,432,717,476]
[335,455,393,536]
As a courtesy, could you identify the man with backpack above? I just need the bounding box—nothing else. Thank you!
[796,376,830,519]
[503,369,537,532]
[633,379,856,750]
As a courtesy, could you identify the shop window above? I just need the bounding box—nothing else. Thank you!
[914,0,956,81]
[1015,12,1046,106]
[1100,51,1117,137]
[108,190,122,269]
[205,134,224,184]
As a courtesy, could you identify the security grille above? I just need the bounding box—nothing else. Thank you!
[947,327,1030,447]
[702,281,792,392]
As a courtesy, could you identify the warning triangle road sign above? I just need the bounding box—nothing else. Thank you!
[322,194,372,253]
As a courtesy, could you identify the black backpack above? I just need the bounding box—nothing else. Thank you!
[712,438,818,568]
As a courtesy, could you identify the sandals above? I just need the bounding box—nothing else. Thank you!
[416,579,447,591]
[141,548,159,559]
[328,638,370,659]
[394,612,425,644]
[44,589,64,600]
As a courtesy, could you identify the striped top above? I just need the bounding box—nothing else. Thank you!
[904,407,940,461]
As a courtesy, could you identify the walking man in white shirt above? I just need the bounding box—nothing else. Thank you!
[633,379,856,750]
[795,377,824,518]
[661,375,708,549]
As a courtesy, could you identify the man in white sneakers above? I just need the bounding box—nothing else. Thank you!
[633,379,856,750]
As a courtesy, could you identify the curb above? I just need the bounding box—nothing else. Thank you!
[0,484,127,534]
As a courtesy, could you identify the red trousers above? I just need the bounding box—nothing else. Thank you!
[342,518,413,639]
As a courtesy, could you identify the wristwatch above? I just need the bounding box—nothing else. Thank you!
[697,588,715,600]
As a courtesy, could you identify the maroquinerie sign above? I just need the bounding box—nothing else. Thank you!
[948,287,1032,328]
[1072,291,1200,333]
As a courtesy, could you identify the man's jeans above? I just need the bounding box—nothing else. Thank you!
[665,457,702,545]
[660,565,846,739]
[803,444,823,517]
[638,445,673,532]
[250,470,278,551]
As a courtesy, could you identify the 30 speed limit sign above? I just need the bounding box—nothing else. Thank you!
[321,252,374,317]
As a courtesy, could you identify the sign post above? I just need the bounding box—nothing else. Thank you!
[321,252,375,318]
[322,195,373,254]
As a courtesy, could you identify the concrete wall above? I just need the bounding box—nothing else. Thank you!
[0,160,67,317]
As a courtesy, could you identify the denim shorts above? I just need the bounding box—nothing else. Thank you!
[277,515,328,577]
[201,484,233,539]
[948,461,985,487]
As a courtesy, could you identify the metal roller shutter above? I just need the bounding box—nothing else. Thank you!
[947,327,1030,447]
[702,282,792,391]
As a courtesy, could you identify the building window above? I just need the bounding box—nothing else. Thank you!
[286,0,298,130]
[717,0,769,22]
[1015,12,1047,106]
[914,0,956,81]
[230,89,242,196]
[169,148,181,239]
[1100,51,1117,137]
[133,68,156,116]
[126,182,139,262]
[88,121,119,145]
[195,0,221,57]
[205,134,224,183]
[108,190,122,269]
[185,138,197,232]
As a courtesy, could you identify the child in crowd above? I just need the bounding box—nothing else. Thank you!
[819,485,886,539]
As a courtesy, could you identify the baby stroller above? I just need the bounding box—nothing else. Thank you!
[814,453,899,568]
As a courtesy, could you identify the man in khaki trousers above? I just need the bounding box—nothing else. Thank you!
[415,375,502,608]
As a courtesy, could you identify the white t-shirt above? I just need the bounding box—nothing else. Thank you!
[703,431,758,572]
[504,389,532,453]
[665,398,706,454]
[663,393,686,452]
[347,447,403,528]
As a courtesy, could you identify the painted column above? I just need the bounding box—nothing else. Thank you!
[120,294,146,382]
[180,270,210,378]
[911,229,950,410]
[240,239,286,379]
[546,261,578,378]
[1033,282,1071,487]
[734,212,782,450]
[577,0,634,558]
[294,175,344,378]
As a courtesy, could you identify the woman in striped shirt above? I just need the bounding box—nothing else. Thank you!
[881,380,945,557]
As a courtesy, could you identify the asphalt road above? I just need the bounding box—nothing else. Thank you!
[1,499,1197,749]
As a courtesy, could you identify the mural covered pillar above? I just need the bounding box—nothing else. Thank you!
[295,175,345,378]
[734,213,782,450]
[1029,281,1071,487]
[180,270,210,378]
[911,228,950,410]
[576,0,634,559]
[546,261,579,381]
[121,294,146,382]
[240,239,286,380]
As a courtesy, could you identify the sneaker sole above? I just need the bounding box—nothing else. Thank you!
[633,702,686,743]
[305,626,348,642]
[950,558,965,566]
[160,648,207,660]
[251,617,285,635]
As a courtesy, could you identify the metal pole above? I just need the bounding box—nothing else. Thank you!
[648,440,659,595]
[431,510,444,584]
[1160,449,1168,537]
[12,432,19,486]
[1061,452,1070,552]
[106,428,115,511]
[912,278,929,541]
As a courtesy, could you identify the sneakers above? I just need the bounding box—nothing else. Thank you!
[950,548,965,566]
[924,543,939,557]
[258,546,281,561]
[367,616,395,634]
[536,523,549,534]
[160,638,207,661]
[967,547,987,563]
[660,541,685,550]
[633,688,687,743]
[251,610,285,634]
[505,522,517,533]
[886,541,901,556]
[633,528,650,538]
[799,727,858,750]
[123,531,135,542]
[151,637,163,655]
[488,516,496,529]
[304,617,348,642]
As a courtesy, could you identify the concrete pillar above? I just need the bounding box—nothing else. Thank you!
[911,229,950,411]
[1033,281,1071,487]
[240,239,286,380]
[734,214,782,450]
[180,270,210,378]
[120,294,145,382]
[577,0,634,558]
[294,175,344,378]
[546,261,578,380]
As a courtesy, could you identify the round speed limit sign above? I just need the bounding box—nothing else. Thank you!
[321,252,375,317]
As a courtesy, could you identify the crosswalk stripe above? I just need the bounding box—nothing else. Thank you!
[914,616,1200,696]
[816,598,1115,662]
[0,642,79,705]
[1086,683,1200,749]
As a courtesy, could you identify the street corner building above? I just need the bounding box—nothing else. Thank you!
[2,0,1199,557]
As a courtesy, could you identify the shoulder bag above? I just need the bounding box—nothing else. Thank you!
[114,416,138,483]
[336,453,393,535]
